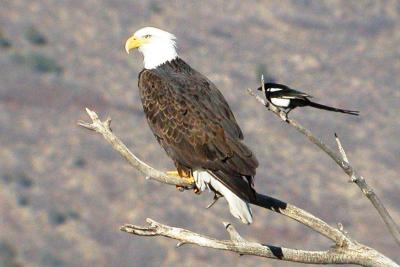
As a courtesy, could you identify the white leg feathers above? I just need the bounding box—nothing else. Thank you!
[193,170,253,224]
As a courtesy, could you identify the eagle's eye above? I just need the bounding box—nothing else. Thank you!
[144,34,152,39]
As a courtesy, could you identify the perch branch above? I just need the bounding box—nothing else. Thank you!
[79,108,397,266]
[78,108,346,245]
[78,108,193,188]
[247,88,400,246]
[120,219,398,267]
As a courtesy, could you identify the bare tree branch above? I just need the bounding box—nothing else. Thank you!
[78,108,398,266]
[120,219,398,267]
[335,133,400,246]
[78,108,193,189]
[78,108,346,245]
[251,193,348,246]
[334,133,350,165]
[247,88,400,246]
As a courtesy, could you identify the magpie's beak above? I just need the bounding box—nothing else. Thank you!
[257,87,262,91]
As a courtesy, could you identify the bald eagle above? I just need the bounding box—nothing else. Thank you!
[125,27,258,224]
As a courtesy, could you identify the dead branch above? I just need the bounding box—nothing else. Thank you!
[78,108,193,189]
[78,108,345,245]
[78,108,398,266]
[246,85,400,246]
[120,219,397,267]
[335,134,400,246]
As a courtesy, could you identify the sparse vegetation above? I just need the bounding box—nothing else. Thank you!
[0,37,12,48]
[0,240,18,267]
[0,29,12,48]
[48,209,68,226]
[24,25,47,45]
[39,251,64,267]
[149,2,163,14]
[17,195,29,206]
[2,172,33,188]
[67,210,80,220]
[16,173,33,188]
[47,208,79,226]
[11,52,62,73]
[73,157,87,168]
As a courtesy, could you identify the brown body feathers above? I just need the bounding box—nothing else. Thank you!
[138,58,258,201]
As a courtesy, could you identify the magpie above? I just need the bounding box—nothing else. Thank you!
[257,83,359,116]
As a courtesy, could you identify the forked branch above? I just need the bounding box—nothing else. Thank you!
[78,108,398,266]
[334,134,400,245]
[120,219,396,266]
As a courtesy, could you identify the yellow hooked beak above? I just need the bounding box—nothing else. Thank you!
[125,36,146,54]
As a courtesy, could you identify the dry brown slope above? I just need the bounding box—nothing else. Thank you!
[0,0,399,266]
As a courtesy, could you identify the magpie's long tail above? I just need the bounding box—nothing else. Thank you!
[307,101,359,115]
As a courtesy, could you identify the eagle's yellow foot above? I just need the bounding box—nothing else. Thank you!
[166,170,180,177]
[193,187,201,195]
[166,170,197,192]
[166,170,195,182]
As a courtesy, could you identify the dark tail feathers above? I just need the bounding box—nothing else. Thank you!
[307,101,359,116]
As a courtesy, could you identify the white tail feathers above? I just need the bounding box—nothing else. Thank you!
[193,170,253,224]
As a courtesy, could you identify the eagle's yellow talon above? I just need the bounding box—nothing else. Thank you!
[166,170,180,177]
[193,188,201,195]
[167,170,197,191]
[185,176,195,183]
[166,170,195,182]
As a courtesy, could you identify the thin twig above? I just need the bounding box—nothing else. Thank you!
[335,133,400,245]
[335,133,350,164]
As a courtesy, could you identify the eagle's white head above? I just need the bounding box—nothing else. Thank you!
[125,27,178,69]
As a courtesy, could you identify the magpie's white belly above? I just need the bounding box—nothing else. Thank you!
[271,98,290,107]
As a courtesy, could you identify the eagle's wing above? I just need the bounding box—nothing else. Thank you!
[138,68,258,201]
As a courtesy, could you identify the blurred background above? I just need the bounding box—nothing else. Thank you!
[1,0,399,266]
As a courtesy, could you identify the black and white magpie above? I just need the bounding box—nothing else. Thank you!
[258,83,359,116]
